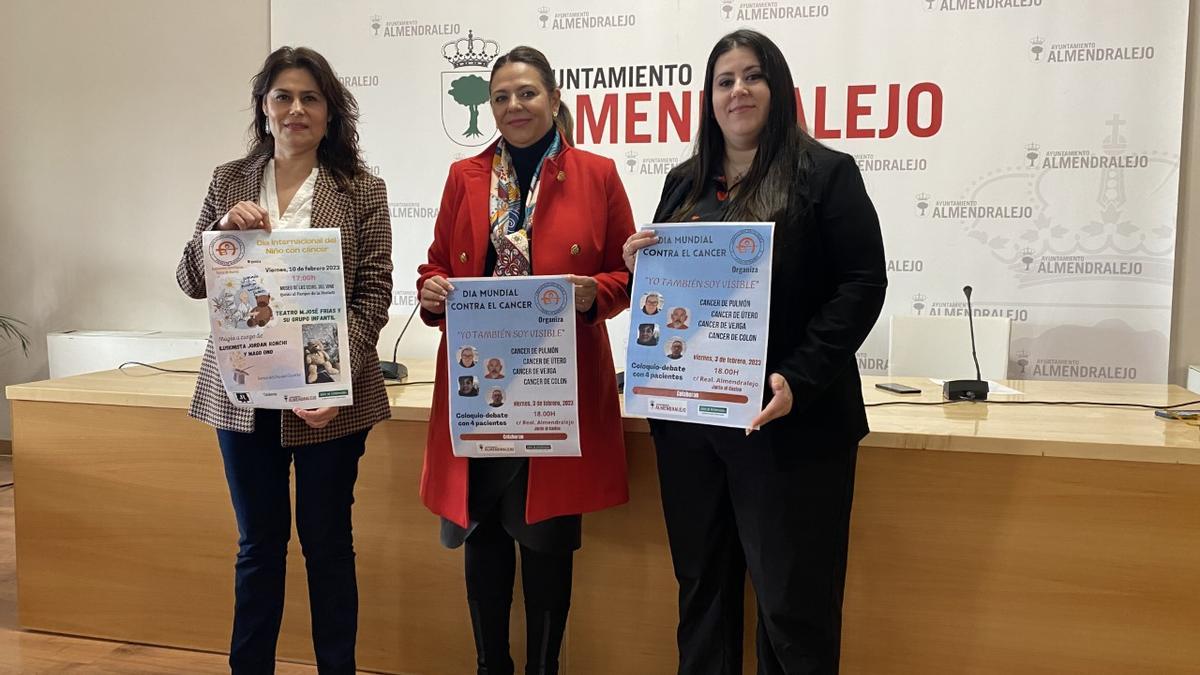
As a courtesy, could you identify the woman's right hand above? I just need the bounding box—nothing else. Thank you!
[420,275,455,314]
[622,229,659,272]
[217,201,272,232]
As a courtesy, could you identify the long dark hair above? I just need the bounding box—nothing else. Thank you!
[248,46,368,192]
[490,46,575,146]
[671,29,818,222]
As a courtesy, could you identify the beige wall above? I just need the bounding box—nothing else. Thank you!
[1,2,1198,442]
[1170,2,1200,385]
[0,0,272,441]
[0,0,447,443]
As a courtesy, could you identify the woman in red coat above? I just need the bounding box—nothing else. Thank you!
[416,45,634,675]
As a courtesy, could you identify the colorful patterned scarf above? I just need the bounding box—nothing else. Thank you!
[488,133,562,276]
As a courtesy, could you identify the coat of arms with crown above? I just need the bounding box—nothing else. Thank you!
[441,30,501,147]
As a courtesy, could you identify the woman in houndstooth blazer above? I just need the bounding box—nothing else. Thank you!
[176,46,392,675]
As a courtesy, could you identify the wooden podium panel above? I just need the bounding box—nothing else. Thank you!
[9,363,1200,673]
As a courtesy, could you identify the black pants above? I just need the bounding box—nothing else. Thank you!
[216,408,368,675]
[651,420,858,675]
[465,510,575,675]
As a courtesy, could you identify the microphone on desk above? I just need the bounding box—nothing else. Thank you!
[381,303,419,381]
[942,285,990,401]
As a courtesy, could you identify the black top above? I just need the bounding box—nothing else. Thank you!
[510,126,557,217]
[653,145,888,446]
[483,127,556,277]
[685,174,736,222]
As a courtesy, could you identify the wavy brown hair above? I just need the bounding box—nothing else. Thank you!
[248,46,368,191]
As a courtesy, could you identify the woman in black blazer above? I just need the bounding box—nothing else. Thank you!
[623,30,886,674]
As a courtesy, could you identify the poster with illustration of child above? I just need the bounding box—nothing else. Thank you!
[202,229,353,409]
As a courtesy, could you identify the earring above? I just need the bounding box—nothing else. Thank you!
[553,109,559,118]
[264,120,271,135]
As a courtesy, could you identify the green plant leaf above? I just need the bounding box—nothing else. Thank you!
[0,315,30,357]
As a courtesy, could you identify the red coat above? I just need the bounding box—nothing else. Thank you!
[417,140,635,527]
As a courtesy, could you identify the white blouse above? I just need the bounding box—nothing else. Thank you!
[258,159,319,230]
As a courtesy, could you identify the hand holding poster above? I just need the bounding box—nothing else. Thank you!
[202,229,353,409]
[625,222,773,429]
[444,275,580,457]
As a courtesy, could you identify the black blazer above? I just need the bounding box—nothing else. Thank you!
[653,144,887,445]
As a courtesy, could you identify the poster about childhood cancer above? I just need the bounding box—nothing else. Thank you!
[201,229,353,409]
[625,222,774,429]
[444,275,580,458]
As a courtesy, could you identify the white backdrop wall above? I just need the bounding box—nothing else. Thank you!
[273,0,1188,383]
[2,1,1200,441]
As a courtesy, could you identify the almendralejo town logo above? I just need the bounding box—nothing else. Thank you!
[441,30,500,147]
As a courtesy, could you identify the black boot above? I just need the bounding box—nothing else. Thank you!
[524,606,569,675]
[468,599,515,675]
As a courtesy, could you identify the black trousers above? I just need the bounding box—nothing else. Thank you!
[465,509,575,675]
[650,420,859,675]
[216,408,368,675]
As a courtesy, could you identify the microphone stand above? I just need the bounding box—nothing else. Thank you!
[942,285,990,401]
[381,303,419,381]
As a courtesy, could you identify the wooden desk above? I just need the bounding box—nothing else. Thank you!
[7,361,1200,674]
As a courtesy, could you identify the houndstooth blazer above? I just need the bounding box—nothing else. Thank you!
[176,152,393,446]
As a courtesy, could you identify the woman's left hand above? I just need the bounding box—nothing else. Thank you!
[294,406,340,429]
[567,274,598,313]
[747,373,793,434]
[621,230,659,273]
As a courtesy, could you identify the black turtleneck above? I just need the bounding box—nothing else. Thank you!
[508,126,557,226]
[486,126,557,276]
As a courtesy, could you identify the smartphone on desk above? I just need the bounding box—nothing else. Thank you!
[1155,409,1200,420]
[875,382,922,395]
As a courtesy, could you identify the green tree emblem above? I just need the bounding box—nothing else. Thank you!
[448,75,490,138]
